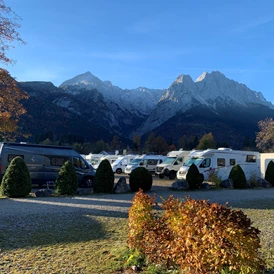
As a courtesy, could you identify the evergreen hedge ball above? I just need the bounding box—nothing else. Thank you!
[228,164,247,189]
[265,160,274,186]
[0,156,32,198]
[93,159,114,193]
[186,163,203,190]
[55,160,78,195]
[129,167,153,192]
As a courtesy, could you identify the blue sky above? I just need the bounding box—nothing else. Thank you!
[3,0,274,103]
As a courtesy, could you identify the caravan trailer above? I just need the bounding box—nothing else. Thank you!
[0,143,95,187]
[155,150,191,180]
[177,148,260,181]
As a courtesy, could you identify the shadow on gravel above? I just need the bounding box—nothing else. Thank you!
[0,211,127,251]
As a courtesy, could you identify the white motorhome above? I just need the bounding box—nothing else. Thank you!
[125,154,166,175]
[92,155,121,170]
[111,155,138,174]
[260,153,274,178]
[155,150,191,180]
[177,148,260,181]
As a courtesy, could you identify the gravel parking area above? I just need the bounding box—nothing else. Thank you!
[1,175,274,218]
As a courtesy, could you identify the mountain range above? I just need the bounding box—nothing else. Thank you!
[17,71,274,149]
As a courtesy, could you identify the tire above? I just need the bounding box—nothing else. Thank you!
[81,177,93,188]
[116,168,122,174]
[159,174,165,179]
[169,171,176,180]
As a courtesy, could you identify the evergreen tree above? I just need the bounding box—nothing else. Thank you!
[55,161,78,195]
[0,156,32,197]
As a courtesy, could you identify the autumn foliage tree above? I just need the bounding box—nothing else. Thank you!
[196,132,216,150]
[0,0,28,140]
[0,0,25,65]
[256,118,274,152]
[0,69,28,139]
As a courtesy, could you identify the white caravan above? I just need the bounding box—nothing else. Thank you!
[125,154,166,175]
[111,155,138,174]
[176,148,260,181]
[260,153,274,178]
[155,150,191,180]
[86,153,108,167]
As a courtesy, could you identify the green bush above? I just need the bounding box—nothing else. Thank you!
[55,160,78,195]
[0,156,32,198]
[228,164,247,189]
[127,190,265,273]
[93,159,114,193]
[265,160,274,186]
[186,163,203,189]
[129,167,153,192]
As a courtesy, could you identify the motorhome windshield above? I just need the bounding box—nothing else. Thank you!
[112,158,122,165]
[184,157,203,167]
[130,158,143,165]
[162,157,176,164]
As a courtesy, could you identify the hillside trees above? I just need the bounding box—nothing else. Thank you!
[145,132,169,154]
[256,118,274,152]
[0,0,28,140]
[196,132,216,150]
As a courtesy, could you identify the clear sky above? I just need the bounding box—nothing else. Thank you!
[3,0,274,103]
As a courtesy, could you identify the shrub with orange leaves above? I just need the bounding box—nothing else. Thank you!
[127,191,265,273]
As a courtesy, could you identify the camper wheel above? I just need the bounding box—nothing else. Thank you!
[169,171,176,180]
[116,168,122,174]
[82,177,93,188]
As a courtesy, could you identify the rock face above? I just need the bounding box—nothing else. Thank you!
[113,177,130,193]
[171,180,189,190]
[17,70,274,148]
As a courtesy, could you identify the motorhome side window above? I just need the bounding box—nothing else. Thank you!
[200,158,211,168]
[177,157,183,164]
[145,159,158,165]
[51,157,68,166]
[230,159,236,165]
[217,158,225,167]
[8,154,24,162]
[246,155,257,163]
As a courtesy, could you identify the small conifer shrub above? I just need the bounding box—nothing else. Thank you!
[129,167,153,192]
[55,160,78,195]
[93,159,114,193]
[228,164,247,189]
[186,163,203,189]
[0,156,32,198]
[265,160,274,186]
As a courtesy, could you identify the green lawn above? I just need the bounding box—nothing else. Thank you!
[0,198,273,273]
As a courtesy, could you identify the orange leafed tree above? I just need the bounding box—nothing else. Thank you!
[0,0,28,140]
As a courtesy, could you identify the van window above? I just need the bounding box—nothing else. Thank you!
[177,157,183,164]
[73,156,89,169]
[8,154,24,162]
[145,159,158,165]
[230,159,236,165]
[246,155,257,163]
[200,158,211,168]
[51,157,68,166]
[217,158,225,167]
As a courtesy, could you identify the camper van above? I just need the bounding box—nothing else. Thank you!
[111,155,138,174]
[85,152,108,167]
[155,150,191,180]
[176,148,260,181]
[0,143,96,188]
[125,154,166,175]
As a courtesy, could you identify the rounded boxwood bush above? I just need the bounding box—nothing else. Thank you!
[228,164,247,189]
[265,160,274,186]
[186,163,203,190]
[93,159,114,193]
[55,160,78,195]
[0,156,32,198]
[129,167,153,192]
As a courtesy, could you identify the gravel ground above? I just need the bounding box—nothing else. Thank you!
[0,175,274,218]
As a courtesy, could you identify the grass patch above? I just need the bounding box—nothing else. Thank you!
[0,199,273,273]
